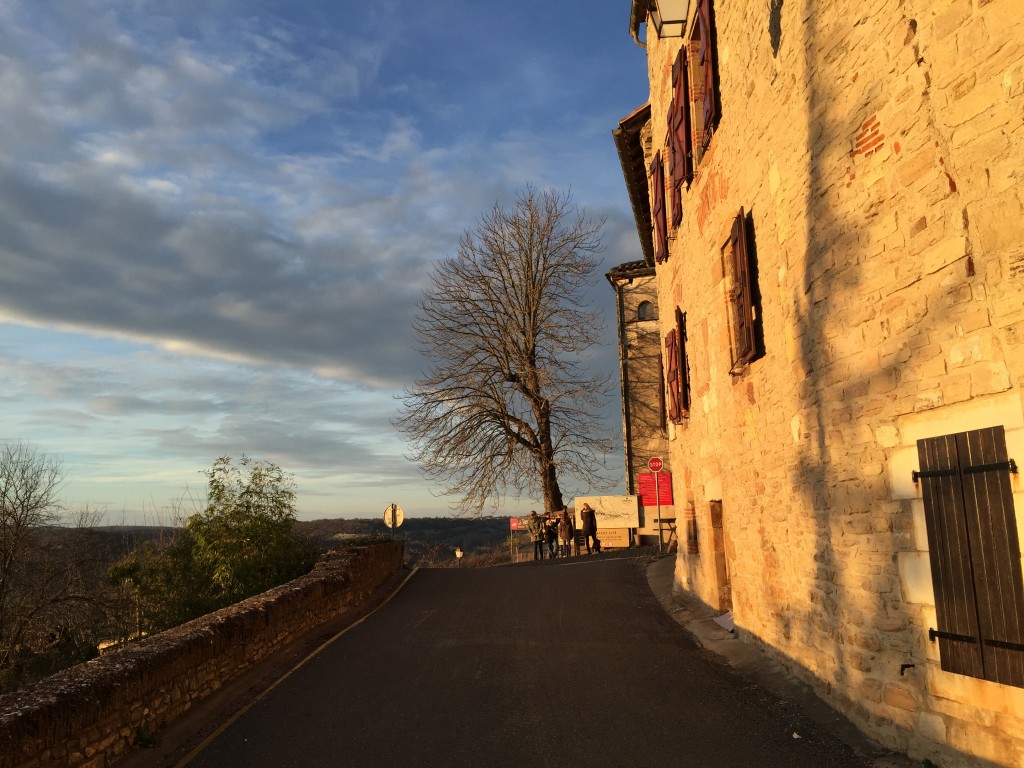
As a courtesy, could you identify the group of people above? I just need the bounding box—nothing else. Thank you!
[525,504,599,561]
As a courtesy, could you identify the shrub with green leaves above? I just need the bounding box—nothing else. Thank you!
[110,456,318,633]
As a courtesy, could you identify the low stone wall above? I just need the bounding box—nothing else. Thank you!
[0,542,405,768]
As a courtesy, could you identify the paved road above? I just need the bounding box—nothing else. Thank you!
[178,557,880,768]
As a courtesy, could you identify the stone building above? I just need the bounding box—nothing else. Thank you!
[612,0,1024,765]
[609,104,675,548]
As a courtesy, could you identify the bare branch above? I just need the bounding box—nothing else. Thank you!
[396,186,615,515]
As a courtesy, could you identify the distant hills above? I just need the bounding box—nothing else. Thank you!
[296,516,514,566]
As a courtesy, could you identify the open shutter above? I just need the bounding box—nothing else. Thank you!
[651,152,668,263]
[918,426,1024,687]
[697,0,718,148]
[676,308,690,418]
[669,47,692,226]
[664,328,680,422]
[731,208,756,365]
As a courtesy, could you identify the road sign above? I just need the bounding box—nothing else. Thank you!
[384,504,404,528]
[648,456,664,472]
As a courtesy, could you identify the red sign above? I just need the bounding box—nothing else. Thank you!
[647,457,664,472]
[510,517,519,530]
[638,471,673,506]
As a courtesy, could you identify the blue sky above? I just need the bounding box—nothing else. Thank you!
[0,0,649,522]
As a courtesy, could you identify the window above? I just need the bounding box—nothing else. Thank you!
[687,0,719,165]
[637,301,657,321]
[664,308,690,423]
[651,152,668,263]
[722,208,761,374]
[916,426,1024,687]
[667,47,692,227]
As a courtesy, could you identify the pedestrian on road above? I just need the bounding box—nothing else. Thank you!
[580,503,598,554]
[545,515,558,558]
[526,510,545,561]
[557,508,573,558]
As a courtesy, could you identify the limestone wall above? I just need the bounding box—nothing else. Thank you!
[637,0,1024,764]
[0,542,404,768]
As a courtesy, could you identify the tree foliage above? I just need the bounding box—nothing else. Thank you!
[110,456,317,633]
[396,186,614,515]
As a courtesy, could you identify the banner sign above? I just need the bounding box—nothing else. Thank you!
[638,472,673,506]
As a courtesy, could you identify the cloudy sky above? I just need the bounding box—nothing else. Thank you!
[0,0,649,522]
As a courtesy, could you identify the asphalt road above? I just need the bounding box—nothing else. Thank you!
[173,557,881,768]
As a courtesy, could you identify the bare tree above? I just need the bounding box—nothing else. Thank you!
[397,186,614,515]
[0,442,102,688]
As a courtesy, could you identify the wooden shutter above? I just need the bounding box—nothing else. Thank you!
[664,327,680,422]
[918,427,1024,687]
[669,47,692,227]
[697,0,718,148]
[730,208,756,365]
[918,433,987,680]
[676,308,690,418]
[651,152,668,263]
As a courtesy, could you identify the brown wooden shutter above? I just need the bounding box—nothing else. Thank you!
[669,47,692,227]
[697,0,718,148]
[731,208,756,364]
[957,427,1024,686]
[651,152,668,263]
[664,327,680,422]
[676,308,690,418]
[918,433,987,680]
[918,427,1024,687]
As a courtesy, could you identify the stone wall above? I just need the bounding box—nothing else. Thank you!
[633,0,1024,764]
[0,542,404,768]
[610,268,673,542]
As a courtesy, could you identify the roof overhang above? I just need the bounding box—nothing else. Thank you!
[612,102,654,268]
[629,0,649,47]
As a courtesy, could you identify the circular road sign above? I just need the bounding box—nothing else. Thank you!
[383,504,405,528]
[648,457,664,473]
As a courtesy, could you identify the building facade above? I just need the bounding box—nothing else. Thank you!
[613,0,1024,765]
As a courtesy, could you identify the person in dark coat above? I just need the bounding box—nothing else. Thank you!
[580,503,598,554]
[557,509,573,558]
[526,510,545,561]
[545,515,558,558]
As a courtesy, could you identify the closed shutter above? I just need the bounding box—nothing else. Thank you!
[731,208,756,365]
[669,47,692,227]
[917,433,986,679]
[918,426,1024,687]
[697,0,718,148]
[664,328,680,423]
[651,152,668,264]
[676,308,690,418]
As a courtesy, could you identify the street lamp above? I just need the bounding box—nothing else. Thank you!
[650,0,690,38]
[455,547,463,567]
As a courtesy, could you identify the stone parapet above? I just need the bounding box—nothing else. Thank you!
[0,542,404,768]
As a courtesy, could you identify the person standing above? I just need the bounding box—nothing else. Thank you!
[526,510,545,561]
[580,503,598,554]
[557,508,573,558]
[545,515,559,558]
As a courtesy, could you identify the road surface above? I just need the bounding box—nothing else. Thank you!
[159,556,890,768]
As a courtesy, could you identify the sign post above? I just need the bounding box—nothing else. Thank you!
[383,503,405,538]
[647,457,665,554]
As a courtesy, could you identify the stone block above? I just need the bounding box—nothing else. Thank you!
[884,682,921,711]
[898,551,935,605]
[941,371,973,403]
[916,711,948,743]
[921,236,968,275]
[969,361,1012,396]
[971,192,1024,255]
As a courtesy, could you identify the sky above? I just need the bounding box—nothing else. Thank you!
[0,0,650,523]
